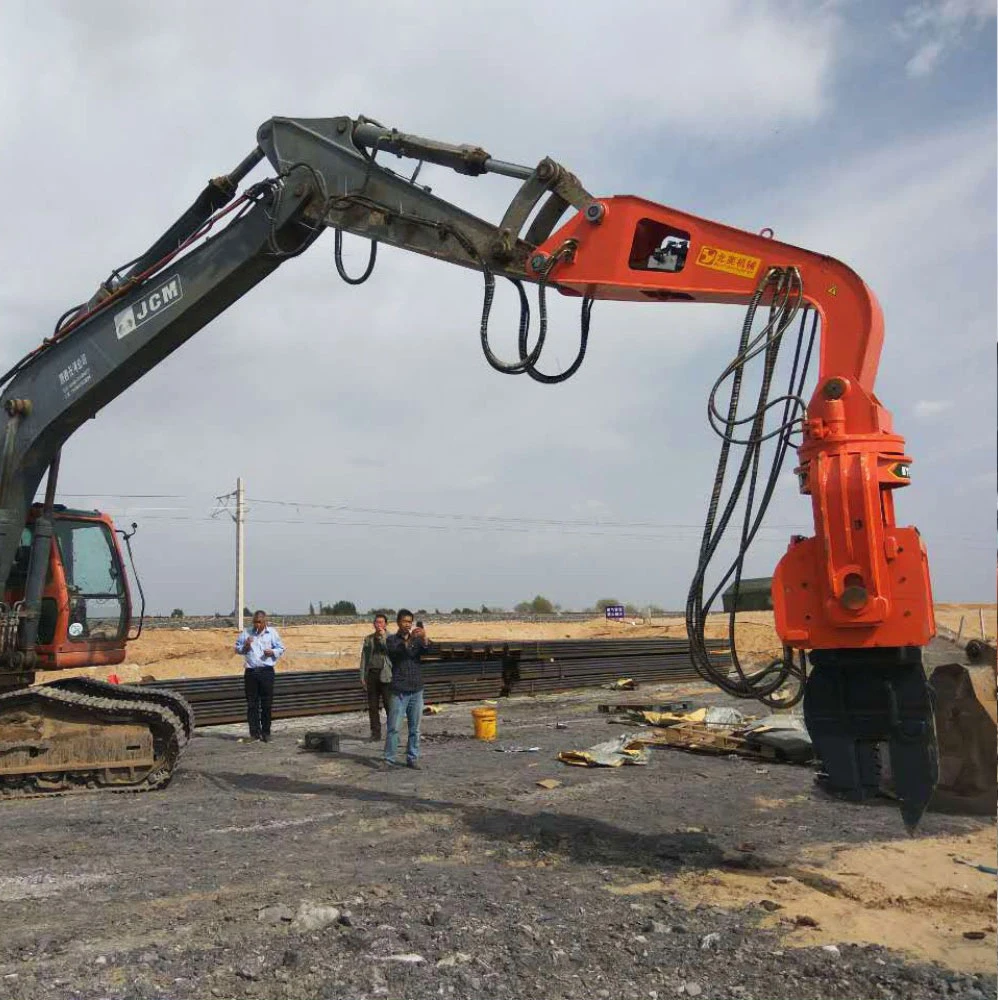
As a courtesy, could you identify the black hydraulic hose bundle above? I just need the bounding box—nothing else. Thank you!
[333,228,378,284]
[686,267,818,708]
[517,252,593,385]
[477,242,593,383]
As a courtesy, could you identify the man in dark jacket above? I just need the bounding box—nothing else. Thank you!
[383,608,431,769]
[359,613,392,741]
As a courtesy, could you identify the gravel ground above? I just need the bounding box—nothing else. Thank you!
[0,681,994,1000]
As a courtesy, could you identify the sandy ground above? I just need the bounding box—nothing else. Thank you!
[0,680,993,1000]
[613,824,997,974]
[65,603,997,684]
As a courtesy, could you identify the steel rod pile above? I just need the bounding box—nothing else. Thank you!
[427,637,727,661]
[146,638,728,727]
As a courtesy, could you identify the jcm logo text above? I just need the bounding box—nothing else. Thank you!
[114,276,184,340]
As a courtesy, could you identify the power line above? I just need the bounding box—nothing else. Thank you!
[75,491,989,544]
[102,514,718,540]
[245,495,812,532]
[57,493,187,499]
[98,511,987,546]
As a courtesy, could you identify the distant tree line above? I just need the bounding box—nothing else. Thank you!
[306,601,359,616]
[301,597,668,617]
[514,595,559,614]
[591,597,666,616]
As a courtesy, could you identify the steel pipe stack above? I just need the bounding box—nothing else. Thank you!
[146,637,729,727]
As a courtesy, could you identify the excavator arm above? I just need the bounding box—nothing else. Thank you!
[0,115,938,825]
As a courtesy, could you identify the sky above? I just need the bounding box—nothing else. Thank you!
[0,0,994,616]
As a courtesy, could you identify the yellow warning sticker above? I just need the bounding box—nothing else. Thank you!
[695,245,761,279]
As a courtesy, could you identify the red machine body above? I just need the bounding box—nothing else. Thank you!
[531,194,935,655]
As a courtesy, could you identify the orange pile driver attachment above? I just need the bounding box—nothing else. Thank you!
[526,196,937,829]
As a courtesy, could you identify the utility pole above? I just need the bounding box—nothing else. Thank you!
[236,477,245,633]
[212,480,247,630]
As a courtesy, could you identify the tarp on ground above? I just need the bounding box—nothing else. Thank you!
[558,733,650,768]
[739,714,813,761]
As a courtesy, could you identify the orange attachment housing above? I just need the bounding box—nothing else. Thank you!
[532,195,935,652]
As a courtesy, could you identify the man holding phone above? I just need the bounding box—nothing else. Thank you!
[383,609,431,769]
[234,609,285,743]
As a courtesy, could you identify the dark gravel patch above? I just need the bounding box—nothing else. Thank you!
[0,682,992,999]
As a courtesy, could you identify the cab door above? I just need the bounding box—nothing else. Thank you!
[4,509,132,670]
[49,514,131,668]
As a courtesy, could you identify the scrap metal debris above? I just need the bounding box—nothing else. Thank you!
[558,733,649,768]
[628,723,751,756]
[597,700,694,716]
[628,722,812,764]
[631,706,747,727]
[583,705,814,766]
[740,715,813,761]
[607,678,637,690]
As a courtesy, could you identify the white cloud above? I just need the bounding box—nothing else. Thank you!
[897,0,996,77]
[0,1,843,157]
[906,38,947,77]
[913,399,955,418]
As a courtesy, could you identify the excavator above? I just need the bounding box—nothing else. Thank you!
[0,115,991,827]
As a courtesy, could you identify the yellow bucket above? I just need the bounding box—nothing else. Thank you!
[471,706,497,741]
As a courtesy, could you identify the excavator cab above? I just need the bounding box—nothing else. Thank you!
[3,505,130,671]
[0,506,192,797]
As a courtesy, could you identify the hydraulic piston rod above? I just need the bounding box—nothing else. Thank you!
[351,121,533,179]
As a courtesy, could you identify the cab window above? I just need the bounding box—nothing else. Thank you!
[53,520,127,642]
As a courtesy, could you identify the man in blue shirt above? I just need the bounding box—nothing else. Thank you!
[234,609,286,743]
[383,608,431,769]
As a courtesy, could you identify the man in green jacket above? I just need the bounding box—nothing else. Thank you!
[359,613,392,741]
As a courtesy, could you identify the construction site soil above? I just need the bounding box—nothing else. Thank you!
[2,657,995,999]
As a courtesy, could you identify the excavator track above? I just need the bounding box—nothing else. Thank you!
[0,683,187,798]
[47,676,195,745]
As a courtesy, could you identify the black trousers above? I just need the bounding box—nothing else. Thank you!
[366,670,391,737]
[244,666,275,738]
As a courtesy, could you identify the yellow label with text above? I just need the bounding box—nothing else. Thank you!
[696,245,761,279]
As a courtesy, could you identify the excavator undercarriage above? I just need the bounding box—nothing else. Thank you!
[0,677,192,797]
[0,506,195,797]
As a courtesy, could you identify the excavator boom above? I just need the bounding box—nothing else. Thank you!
[0,115,947,821]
